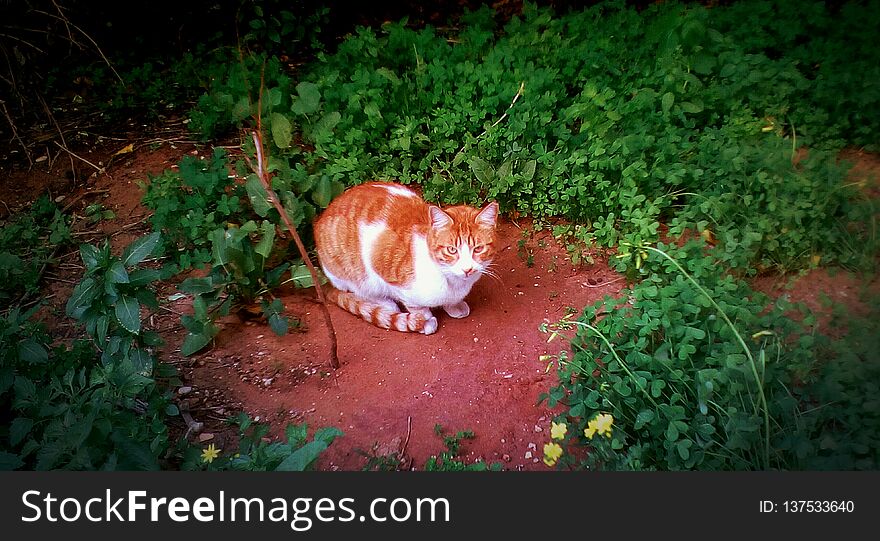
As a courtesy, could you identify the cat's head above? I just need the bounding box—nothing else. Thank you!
[427,202,499,279]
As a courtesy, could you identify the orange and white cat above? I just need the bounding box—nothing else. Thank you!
[313,182,498,335]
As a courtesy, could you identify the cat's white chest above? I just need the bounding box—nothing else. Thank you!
[400,234,473,307]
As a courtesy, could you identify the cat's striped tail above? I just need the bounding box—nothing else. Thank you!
[325,287,438,335]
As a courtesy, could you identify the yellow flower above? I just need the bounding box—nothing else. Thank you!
[584,413,614,440]
[594,413,614,437]
[550,421,567,440]
[543,442,563,467]
[201,443,220,464]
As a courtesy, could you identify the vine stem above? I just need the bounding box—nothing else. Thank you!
[248,129,339,371]
[565,321,661,410]
[633,243,770,469]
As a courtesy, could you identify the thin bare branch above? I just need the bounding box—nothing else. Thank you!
[0,99,32,167]
[53,140,104,175]
[39,94,77,182]
[249,129,340,371]
[35,4,124,83]
[0,32,46,53]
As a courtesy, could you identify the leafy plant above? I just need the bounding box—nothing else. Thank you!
[176,220,294,356]
[183,0,876,275]
[141,148,249,272]
[358,425,503,471]
[83,203,116,223]
[65,233,163,372]
[1,234,180,471]
[0,195,71,305]
[541,240,879,470]
[423,425,502,471]
[182,413,342,471]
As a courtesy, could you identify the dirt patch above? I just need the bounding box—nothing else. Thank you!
[178,221,622,470]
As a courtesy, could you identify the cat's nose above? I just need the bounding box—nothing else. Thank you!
[463,267,476,276]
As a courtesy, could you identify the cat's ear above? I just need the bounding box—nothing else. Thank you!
[428,205,453,229]
[476,201,498,227]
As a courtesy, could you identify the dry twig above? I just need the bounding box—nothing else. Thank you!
[247,129,340,371]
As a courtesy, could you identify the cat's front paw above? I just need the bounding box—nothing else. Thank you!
[421,316,438,335]
[443,301,470,319]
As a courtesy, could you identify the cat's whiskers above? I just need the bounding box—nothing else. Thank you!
[480,263,504,285]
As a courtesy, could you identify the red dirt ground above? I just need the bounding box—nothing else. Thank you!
[3,137,877,470]
[177,218,623,471]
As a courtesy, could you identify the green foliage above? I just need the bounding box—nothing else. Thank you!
[241,0,329,55]
[183,0,877,273]
[65,233,163,372]
[422,425,503,471]
[359,425,503,471]
[0,195,71,305]
[0,230,340,471]
[177,220,293,356]
[181,413,342,471]
[145,109,344,355]
[794,295,880,469]
[0,235,179,470]
[542,241,879,470]
[141,148,248,271]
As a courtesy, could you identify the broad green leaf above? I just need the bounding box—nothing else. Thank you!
[79,244,100,269]
[680,101,704,114]
[270,112,293,149]
[291,82,321,115]
[285,423,308,446]
[129,347,153,374]
[122,232,160,267]
[309,111,341,143]
[469,157,495,185]
[18,340,48,364]
[181,331,213,357]
[666,421,680,442]
[210,228,230,265]
[661,92,674,113]
[14,376,35,400]
[312,177,337,208]
[107,260,130,284]
[192,293,209,320]
[651,379,666,398]
[115,296,141,334]
[66,277,100,317]
[246,175,272,217]
[266,87,283,108]
[497,160,512,180]
[375,67,400,84]
[179,277,215,294]
[255,220,276,259]
[363,101,382,119]
[127,268,161,287]
[676,439,692,460]
[233,96,252,120]
[275,440,328,471]
[268,312,288,336]
[0,452,24,471]
[313,427,343,445]
[634,409,655,430]
[290,264,316,288]
[521,159,537,181]
[96,315,109,343]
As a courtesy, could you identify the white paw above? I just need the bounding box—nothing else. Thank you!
[422,316,438,335]
[443,301,470,319]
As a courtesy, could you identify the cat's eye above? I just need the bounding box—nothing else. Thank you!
[473,245,486,254]
[445,246,458,255]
